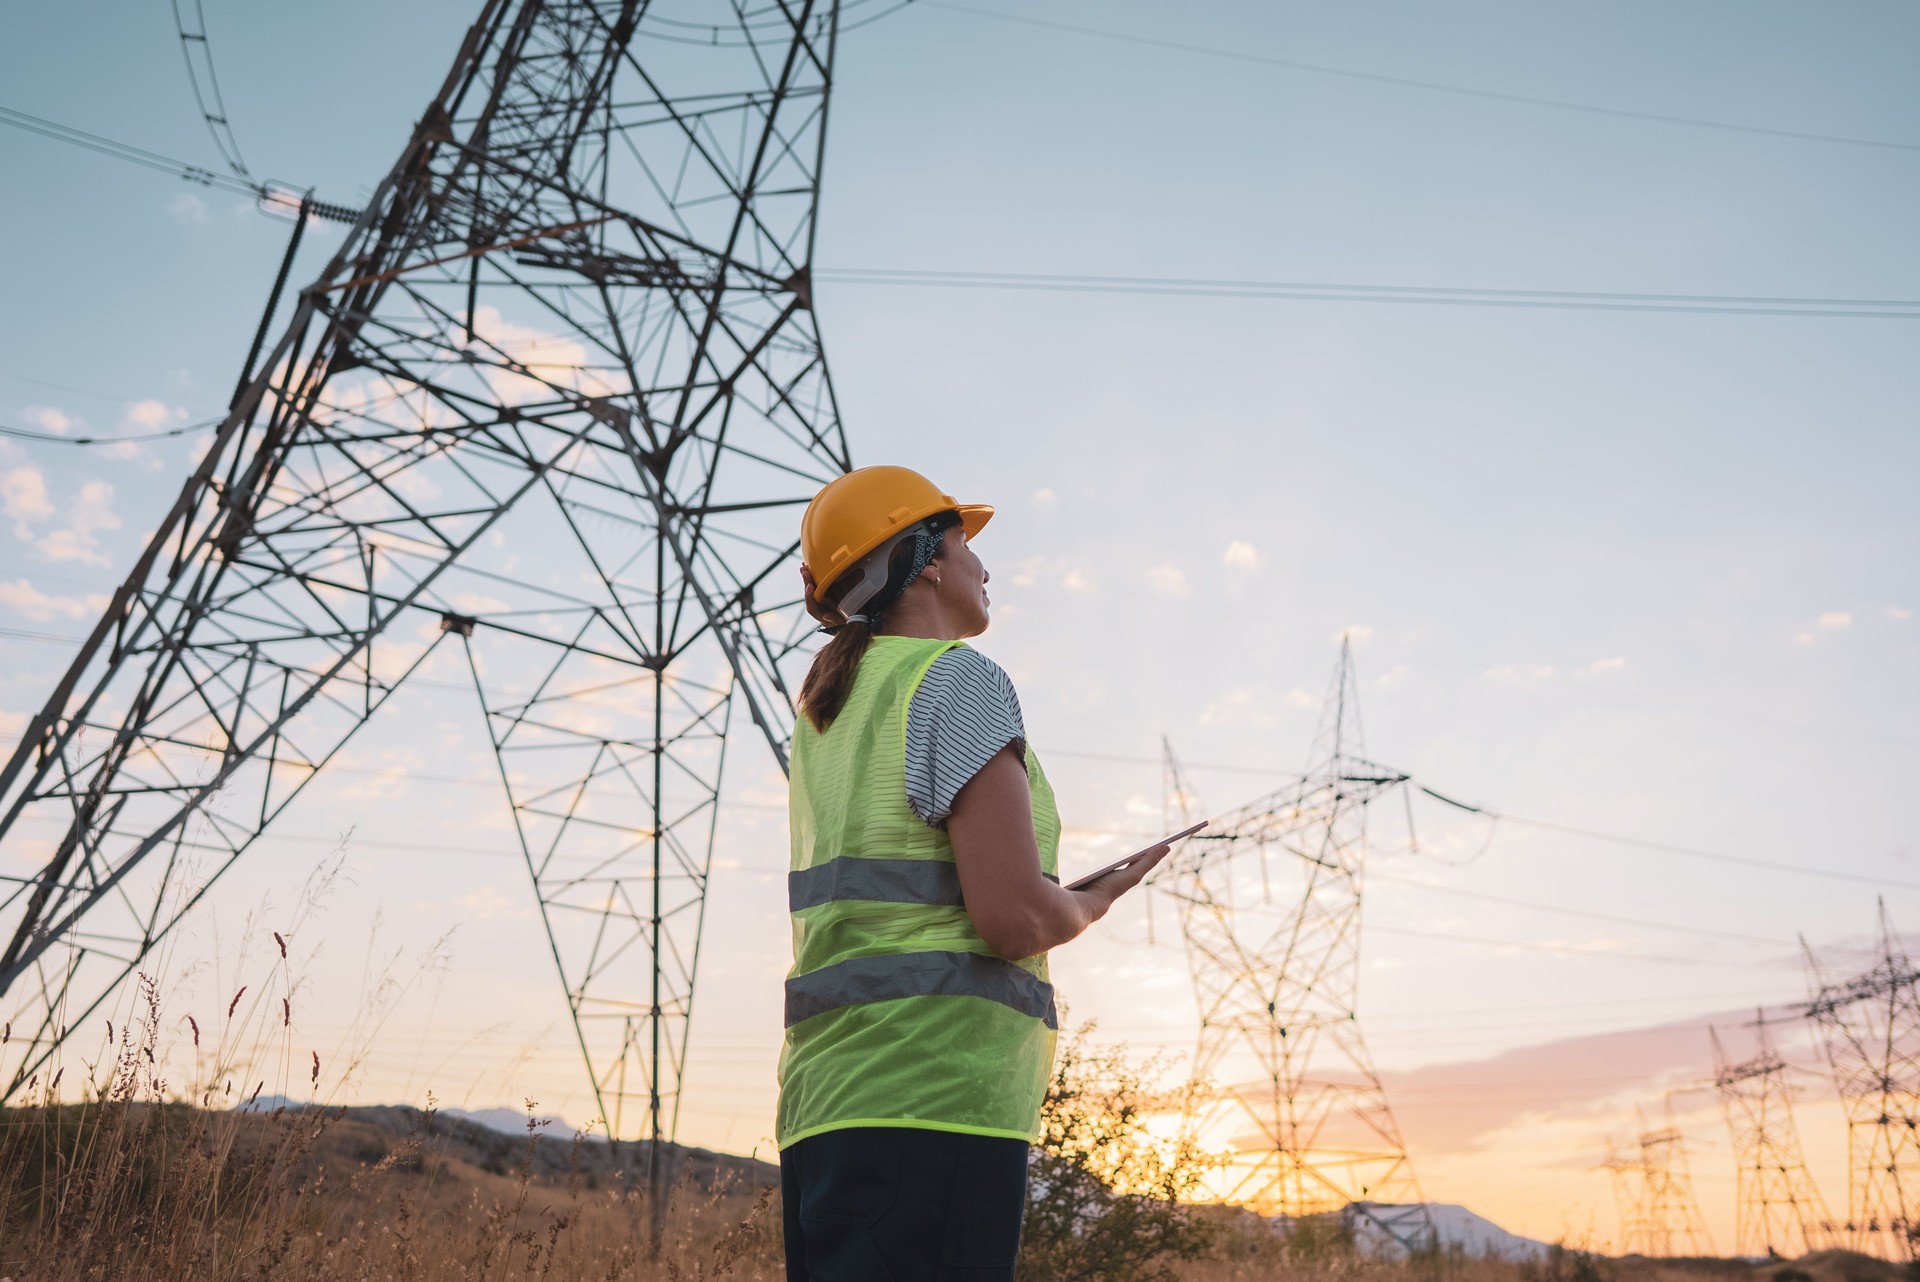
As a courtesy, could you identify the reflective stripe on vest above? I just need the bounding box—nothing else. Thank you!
[777,636,1062,1149]
[788,856,1060,912]
[784,949,1059,1029]
[788,856,962,911]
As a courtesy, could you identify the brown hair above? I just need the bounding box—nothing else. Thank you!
[798,616,874,732]
[798,525,952,732]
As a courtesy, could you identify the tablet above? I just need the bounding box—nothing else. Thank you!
[1064,820,1208,891]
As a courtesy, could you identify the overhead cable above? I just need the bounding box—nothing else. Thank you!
[814,267,1920,319]
[1418,786,1920,890]
[634,0,915,46]
[170,0,252,180]
[0,104,361,224]
[924,1,1920,155]
[5,105,1904,317]
[0,418,213,447]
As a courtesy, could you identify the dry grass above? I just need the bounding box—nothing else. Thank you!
[0,952,782,1282]
[0,1092,783,1281]
[0,965,1891,1280]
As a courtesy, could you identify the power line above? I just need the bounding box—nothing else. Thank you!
[1368,921,1795,970]
[0,418,213,447]
[923,1,1920,155]
[0,103,259,198]
[0,368,158,407]
[814,267,1920,319]
[8,103,1909,322]
[0,104,360,223]
[1366,868,1830,953]
[170,0,253,180]
[632,0,914,45]
[1426,793,1920,892]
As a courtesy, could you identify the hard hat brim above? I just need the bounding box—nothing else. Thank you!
[814,501,996,599]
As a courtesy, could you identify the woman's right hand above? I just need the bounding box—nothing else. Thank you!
[1070,844,1170,921]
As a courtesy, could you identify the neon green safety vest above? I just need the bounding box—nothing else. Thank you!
[777,635,1062,1148]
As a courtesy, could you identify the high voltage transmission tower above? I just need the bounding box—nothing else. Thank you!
[1711,1013,1836,1259]
[1804,902,1920,1259]
[0,0,850,1224]
[1160,637,1435,1252]
[1600,1108,1714,1258]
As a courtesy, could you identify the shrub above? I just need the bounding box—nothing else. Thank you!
[1020,1028,1218,1282]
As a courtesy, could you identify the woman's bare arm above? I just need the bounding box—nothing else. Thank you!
[947,745,1166,961]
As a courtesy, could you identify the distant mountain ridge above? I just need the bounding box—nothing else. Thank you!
[241,1097,586,1140]
[232,1098,1547,1259]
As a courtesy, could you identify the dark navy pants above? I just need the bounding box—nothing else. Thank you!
[780,1126,1029,1281]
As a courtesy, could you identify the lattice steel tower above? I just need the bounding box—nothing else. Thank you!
[1162,638,1434,1251]
[1600,1111,1714,1258]
[1804,903,1920,1259]
[1711,1014,1836,1258]
[0,0,848,1187]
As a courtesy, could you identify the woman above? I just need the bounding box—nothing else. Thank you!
[778,465,1167,1281]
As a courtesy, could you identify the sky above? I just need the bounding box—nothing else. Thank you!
[2,0,1917,1253]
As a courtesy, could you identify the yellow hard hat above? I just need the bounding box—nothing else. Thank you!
[801,465,993,601]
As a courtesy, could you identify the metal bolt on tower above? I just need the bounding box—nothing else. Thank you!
[1161,638,1435,1252]
[0,0,849,1207]
[1711,1013,1837,1258]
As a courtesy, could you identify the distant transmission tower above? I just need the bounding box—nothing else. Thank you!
[1600,1141,1657,1254]
[1804,903,1920,1259]
[1601,1109,1714,1257]
[0,0,848,1213]
[1711,1013,1836,1258]
[1161,637,1435,1252]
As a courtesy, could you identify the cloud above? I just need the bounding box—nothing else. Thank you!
[336,746,423,801]
[169,192,211,224]
[5,468,122,565]
[1374,663,1409,690]
[461,884,520,920]
[1199,686,1277,727]
[1031,487,1055,503]
[123,400,187,431]
[1582,657,1627,676]
[0,578,110,623]
[464,305,615,407]
[1221,540,1261,570]
[1893,607,1913,621]
[21,406,73,435]
[1284,687,1317,709]
[1142,564,1188,598]
[1061,568,1096,594]
[449,592,514,617]
[1339,624,1374,644]
[1485,663,1556,684]
[1817,612,1852,630]
[34,480,121,566]
[2,465,55,534]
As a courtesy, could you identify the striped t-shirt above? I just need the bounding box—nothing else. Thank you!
[904,647,1027,828]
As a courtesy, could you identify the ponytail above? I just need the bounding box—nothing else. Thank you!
[798,618,873,732]
[798,511,959,732]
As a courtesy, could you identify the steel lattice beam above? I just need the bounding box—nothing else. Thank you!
[1711,1015,1838,1258]
[0,2,849,1214]
[1804,905,1920,1259]
[1162,638,1435,1252]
